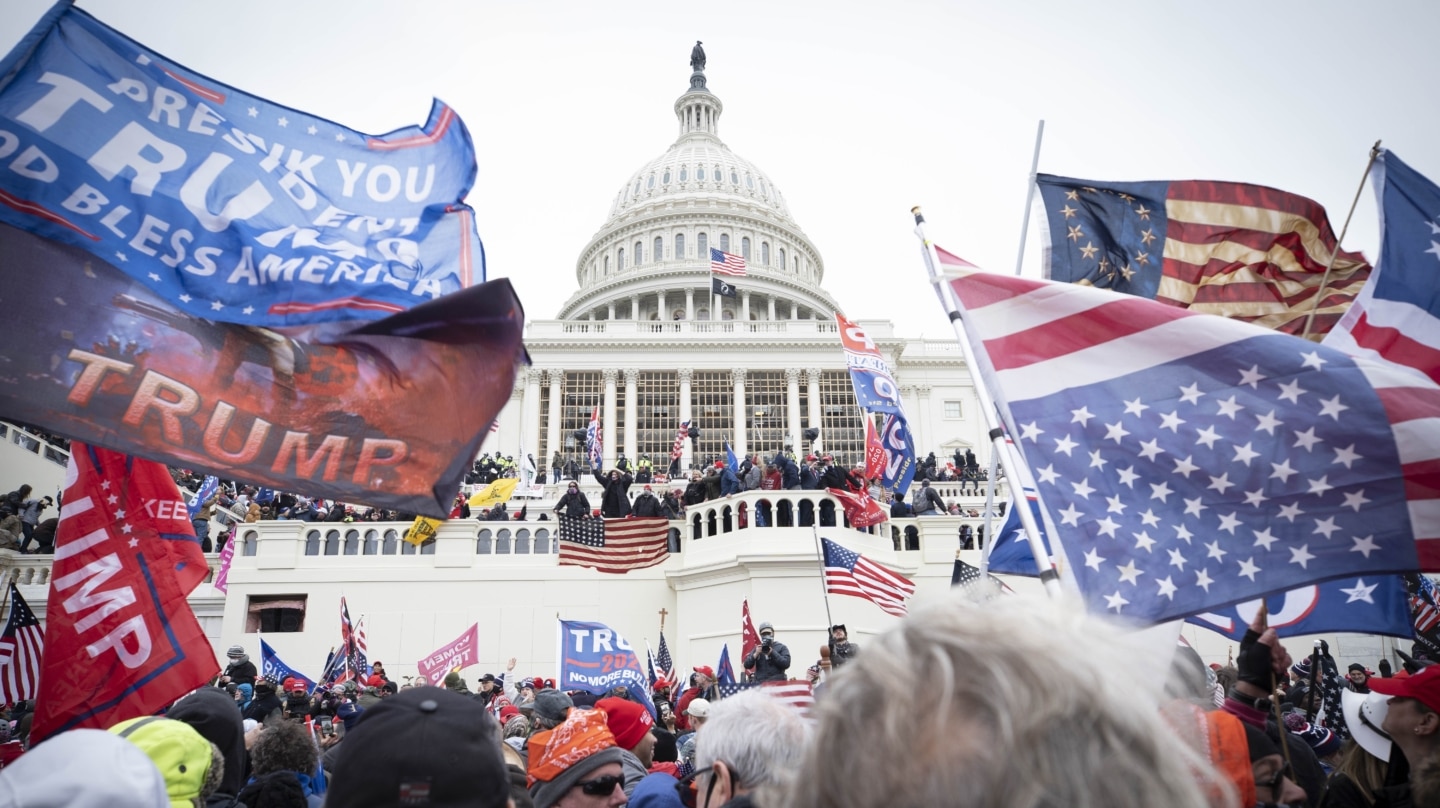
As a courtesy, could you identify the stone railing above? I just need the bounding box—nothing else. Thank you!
[0,549,225,588]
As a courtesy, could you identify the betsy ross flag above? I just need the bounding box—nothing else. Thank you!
[940,263,1438,622]
[711,248,747,277]
[558,516,670,573]
[717,680,815,716]
[0,585,43,703]
[1325,150,1440,383]
[820,537,916,618]
[34,445,217,742]
[1037,175,1371,337]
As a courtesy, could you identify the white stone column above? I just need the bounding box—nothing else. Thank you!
[806,367,822,455]
[686,289,695,320]
[767,296,776,320]
[658,291,668,320]
[602,368,618,470]
[624,368,639,462]
[523,368,542,456]
[631,295,640,320]
[545,369,563,470]
[790,302,798,319]
[785,368,802,454]
[741,290,751,321]
[678,368,693,471]
[607,302,616,320]
[732,368,747,458]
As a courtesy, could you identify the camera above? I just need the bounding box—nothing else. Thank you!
[761,636,773,649]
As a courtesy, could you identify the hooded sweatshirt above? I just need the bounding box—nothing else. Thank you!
[168,687,249,805]
[0,728,170,807]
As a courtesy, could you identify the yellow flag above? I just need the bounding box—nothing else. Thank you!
[467,478,519,509]
[404,516,443,547]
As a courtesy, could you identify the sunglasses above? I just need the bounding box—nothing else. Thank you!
[578,774,624,797]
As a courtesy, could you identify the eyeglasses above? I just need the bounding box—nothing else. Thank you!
[1257,761,1292,794]
[577,774,624,797]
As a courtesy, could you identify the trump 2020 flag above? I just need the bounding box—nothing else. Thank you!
[558,619,656,717]
[836,313,916,496]
[34,444,218,742]
[1325,150,1440,383]
[1036,175,1370,337]
[260,638,315,693]
[716,643,736,686]
[942,263,1438,622]
[1186,576,1413,641]
[0,1,483,327]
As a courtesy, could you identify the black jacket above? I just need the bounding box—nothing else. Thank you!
[554,489,591,519]
[743,640,791,683]
[594,470,634,518]
[169,687,249,803]
[683,480,706,506]
[631,492,662,517]
[772,452,800,489]
[224,659,258,687]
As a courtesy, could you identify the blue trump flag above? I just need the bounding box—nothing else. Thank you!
[716,644,736,686]
[1186,576,1414,641]
[0,1,484,327]
[260,638,316,693]
[724,441,740,473]
[185,475,218,519]
[558,619,657,718]
[837,313,916,495]
[941,263,1436,623]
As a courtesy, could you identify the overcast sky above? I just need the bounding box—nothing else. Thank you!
[5,1,1437,339]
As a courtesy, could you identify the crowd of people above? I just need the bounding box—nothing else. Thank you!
[3,591,1436,806]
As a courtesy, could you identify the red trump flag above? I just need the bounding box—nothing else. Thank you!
[33,444,218,742]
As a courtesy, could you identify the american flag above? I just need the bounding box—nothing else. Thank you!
[710,248,747,277]
[951,557,1016,594]
[1325,150,1440,384]
[338,597,357,683]
[717,679,815,716]
[943,264,1437,622]
[558,516,670,573]
[586,406,603,469]
[354,615,369,675]
[671,420,689,461]
[0,585,42,703]
[820,537,916,618]
[656,631,676,685]
[1037,175,1371,337]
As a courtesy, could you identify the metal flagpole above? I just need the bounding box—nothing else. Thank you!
[811,524,836,629]
[1013,120,1045,276]
[1301,140,1381,340]
[913,207,1067,598]
[977,450,1000,579]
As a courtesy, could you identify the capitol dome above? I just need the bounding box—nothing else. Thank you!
[557,61,838,322]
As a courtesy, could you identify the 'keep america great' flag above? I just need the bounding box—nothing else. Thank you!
[944,266,1440,623]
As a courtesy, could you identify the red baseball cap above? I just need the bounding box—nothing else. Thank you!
[1369,665,1440,713]
[693,665,715,678]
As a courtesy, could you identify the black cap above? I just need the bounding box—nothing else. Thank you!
[327,686,509,808]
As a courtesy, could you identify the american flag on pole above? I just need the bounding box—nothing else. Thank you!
[338,597,357,683]
[354,615,369,675]
[558,516,670,573]
[586,406,603,469]
[0,585,42,703]
[942,263,1438,621]
[671,420,690,461]
[1037,175,1371,337]
[656,631,676,685]
[710,248,747,277]
[820,537,916,618]
[1324,150,1440,383]
[716,680,815,716]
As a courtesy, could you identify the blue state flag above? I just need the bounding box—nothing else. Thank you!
[724,441,740,473]
[558,619,657,718]
[1187,576,1414,641]
[260,638,315,693]
[185,475,219,519]
[716,644,736,686]
[0,1,484,327]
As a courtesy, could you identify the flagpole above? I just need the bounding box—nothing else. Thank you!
[1301,140,1381,340]
[977,450,1000,579]
[811,525,835,629]
[913,207,1067,598]
[1012,119,1045,277]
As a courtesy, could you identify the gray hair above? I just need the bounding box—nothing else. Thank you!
[785,592,1226,808]
[695,688,809,793]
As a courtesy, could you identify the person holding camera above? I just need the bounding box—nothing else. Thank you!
[743,621,791,683]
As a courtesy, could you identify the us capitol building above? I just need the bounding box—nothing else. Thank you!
[2,50,1313,684]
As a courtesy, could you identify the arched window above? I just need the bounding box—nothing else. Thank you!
[730,170,739,185]
[647,174,655,189]
[720,234,729,252]
[635,241,643,265]
[697,232,708,258]
[662,170,671,184]
[696,166,705,181]
[654,236,664,262]
[680,166,689,182]
[794,255,800,272]
[617,248,625,269]
[778,248,786,270]
[741,237,751,261]
[675,233,686,259]
[761,241,770,266]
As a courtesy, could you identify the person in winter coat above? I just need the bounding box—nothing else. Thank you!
[551,451,564,483]
[553,481,591,520]
[701,467,722,501]
[772,451,801,490]
[683,472,707,507]
[631,486,662,517]
[221,645,258,688]
[661,490,684,520]
[720,462,743,497]
[241,718,326,807]
[817,456,848,490]
[742,622,791,683]
[912,480,947,515]
[594,468,634,518]
[169,687,251,808]
[0,728,171,806]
